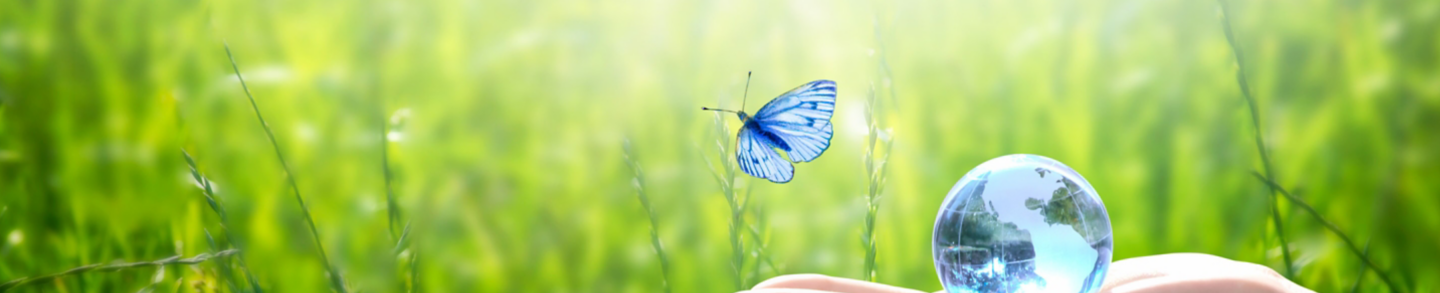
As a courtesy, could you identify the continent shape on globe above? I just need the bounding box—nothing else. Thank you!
[985,166,1097,293]
[933,154,1113,293]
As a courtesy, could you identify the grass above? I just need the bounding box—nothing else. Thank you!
[1252,173,1404,293]
[703,112,749,290]
[0,147,259,292]
[1349,240,1371,293]
[0,249,238,292]
[381,110,403,243]
[380,104,416,293]
[183,150,263,292]
[622,139,673,293]
[407,251,419,293]
[860,85,892,282]
[204,228,242,292]
[1214,0,1295,279]
[223,42,348,293]
[862,14,898,282]
[1218,2,1405,291]
[747,222,781,277]
[1,0,1437,292]
[746,210,780,283]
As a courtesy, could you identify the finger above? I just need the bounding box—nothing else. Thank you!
[752,274,926,293]
[741,289,846,293]
[1101,253,1237,291]
[1108,273,1307,293]
[1100,253,1312,293]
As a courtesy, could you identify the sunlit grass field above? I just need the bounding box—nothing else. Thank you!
[2,0,1438,292]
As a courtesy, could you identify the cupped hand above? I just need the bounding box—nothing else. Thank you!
[741,253,1314,293]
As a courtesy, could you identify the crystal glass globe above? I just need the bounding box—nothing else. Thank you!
[932,154,1113,293]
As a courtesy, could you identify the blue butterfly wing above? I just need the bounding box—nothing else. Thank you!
[736,124,795,183]
[753,80,836,163]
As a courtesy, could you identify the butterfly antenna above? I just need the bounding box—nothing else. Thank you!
[699,71,753,114]
[700,107,738,113]
[741,71,752,112]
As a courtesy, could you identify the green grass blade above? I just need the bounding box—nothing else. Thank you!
[392,221,413,255]
[1215,0,1294,278]
[861,83,892,283]
[1348,239,1371,293]
[223,41,347,293]
[382,110,401,241]
[204,228,243,293]
[182,149,263,293]
[408,250,419,293]
[623,139,673,293]
[0,250,238,292]
[706,112,746,290]
[746,224,780,277]
[1251,173,1404,293]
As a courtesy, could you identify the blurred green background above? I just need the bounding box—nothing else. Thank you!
[2,0,1438,292]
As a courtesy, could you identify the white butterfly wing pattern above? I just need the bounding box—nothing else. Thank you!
[753,80,837,163]
[736,124,795,183]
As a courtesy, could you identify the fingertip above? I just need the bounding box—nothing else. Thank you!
[751,274,925,293]
[1102,253,1311,293]
[1109,275,1290,293]
[753,274,832,289]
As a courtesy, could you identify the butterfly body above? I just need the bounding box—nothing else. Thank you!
[718,79,837,183]
[733,114,789,151]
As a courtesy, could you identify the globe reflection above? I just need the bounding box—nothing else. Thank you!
[933,154,1113,293]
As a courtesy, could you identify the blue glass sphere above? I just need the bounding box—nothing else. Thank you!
[932,154,1113,293]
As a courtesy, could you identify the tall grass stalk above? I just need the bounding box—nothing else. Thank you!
[860,85,892,282]
[746,225,780,276]
[391,222,416,292]
[622,139,673,293]
[134,260,166,293]
[204,228,243,293]
[746,202,780,278]
[738,179,762,285]
[1348,240,1371,293]
[1213,0,1294,278]
[223,42,348,293]
[1251,173,1404,293]
[408,250,419,293]
[703,112,747,290]
[864,15,899,282]
[380,106,416,293]
[393,225,418,293]
[1219,4,1403,290]
[0,249,238,292]
[382,112,402,242]
[183,149,263,292]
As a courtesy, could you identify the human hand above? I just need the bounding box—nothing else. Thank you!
[742,253,1313,293]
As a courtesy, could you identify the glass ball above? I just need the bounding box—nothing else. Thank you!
[932,154,1113,293]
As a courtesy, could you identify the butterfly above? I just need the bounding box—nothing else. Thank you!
[703,72,836,183]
